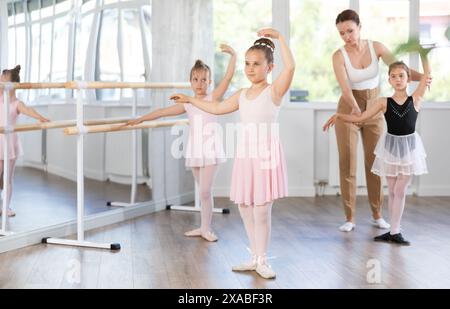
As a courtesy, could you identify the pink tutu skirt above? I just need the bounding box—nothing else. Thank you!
[230,138,288,205]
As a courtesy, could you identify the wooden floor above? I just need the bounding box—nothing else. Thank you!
[6,167,151,232]
[1,190,450,288]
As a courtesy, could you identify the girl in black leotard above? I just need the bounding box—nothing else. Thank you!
[323,53,431,246]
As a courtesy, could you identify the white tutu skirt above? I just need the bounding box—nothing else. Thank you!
[371,132,427,177]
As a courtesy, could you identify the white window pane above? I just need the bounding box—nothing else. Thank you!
[41,0,53,18]
[420,1,450,102]
[97,9,120,100]
[29,24,41,102]
[55,0,72,14]
[142,5,151,59]
[8,28,16,68]
[40,22,53,96]
[8,3,15,25]
[122,9,145,97]
[41,0,54,18]
[27,0,41,21]
[360,0,410,95]
[14,2,25,24]
[16,26,26,70]
[52,16,70,98]
[30,24,41,82]
[214,0,272,92]
[74,14,94,80]
[82,0,96,13]
[290,0,348,102]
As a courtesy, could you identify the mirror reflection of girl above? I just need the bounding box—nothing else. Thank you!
[126,45,237,242]
[0,65,50,217]
[324,53,431,246]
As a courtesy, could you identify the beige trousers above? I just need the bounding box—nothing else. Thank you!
[335,88,384,221]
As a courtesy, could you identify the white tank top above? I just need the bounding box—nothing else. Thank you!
[340,40,379,90]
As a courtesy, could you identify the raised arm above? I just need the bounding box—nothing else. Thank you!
[323,98,386,131]
[17,101,50,122]
[211,44,237,101]
[170,90,241,115]
[412,53,431,109]
[126,104,186,126]
[332,50,362,115]
[257,28,295,104]
[374,41,425,82]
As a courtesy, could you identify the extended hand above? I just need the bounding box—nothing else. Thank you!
[220,44,236,56]
[170,94,191,104]
[257,28,280,40]
[323,114,337,132]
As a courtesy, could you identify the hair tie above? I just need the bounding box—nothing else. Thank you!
[254,41,274,52]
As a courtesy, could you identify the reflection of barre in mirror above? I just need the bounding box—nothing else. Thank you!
[0,117,139,134]
[0,81,191,252]
[63,118,189,135]
[44,81,190,250]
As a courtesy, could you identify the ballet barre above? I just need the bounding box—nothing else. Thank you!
[63,118,189,135]
[44,81,191,250]
[0,117,138,134]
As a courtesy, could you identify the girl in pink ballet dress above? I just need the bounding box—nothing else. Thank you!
[171,28,295,279]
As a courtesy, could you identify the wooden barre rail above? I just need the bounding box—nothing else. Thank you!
[64,119,189,135]
[0,81,191,90]
[0,117,139,134]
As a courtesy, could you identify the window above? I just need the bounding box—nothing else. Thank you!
[8,28,16,68]
[51,15,70,98]
[213,0,272,92]
[82,0,96,13]
[39,22,53,95]
[15,26,27,73]
[121,9,145,97]
[55,0,72,14]
[73,13,94,81]
[360,0,410,95]
[27,0,41,21]
[290,0,349,102]
[41,0,54,18]
[15,2,26,24]
[97,9,121,100]
[29,23,41,101]
[5,0,152,103]
[420,0,450,102]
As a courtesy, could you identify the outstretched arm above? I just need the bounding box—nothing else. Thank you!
[212,44,237,101]
[323,98,386,131]
[412,53,431,109]
[170,90,241,115]
[17,102,50,122]
[257,28,295,105]
[126,104,186,126]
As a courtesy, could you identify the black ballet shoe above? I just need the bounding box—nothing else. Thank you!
[374,232,391,242]
[389,233,410,246]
